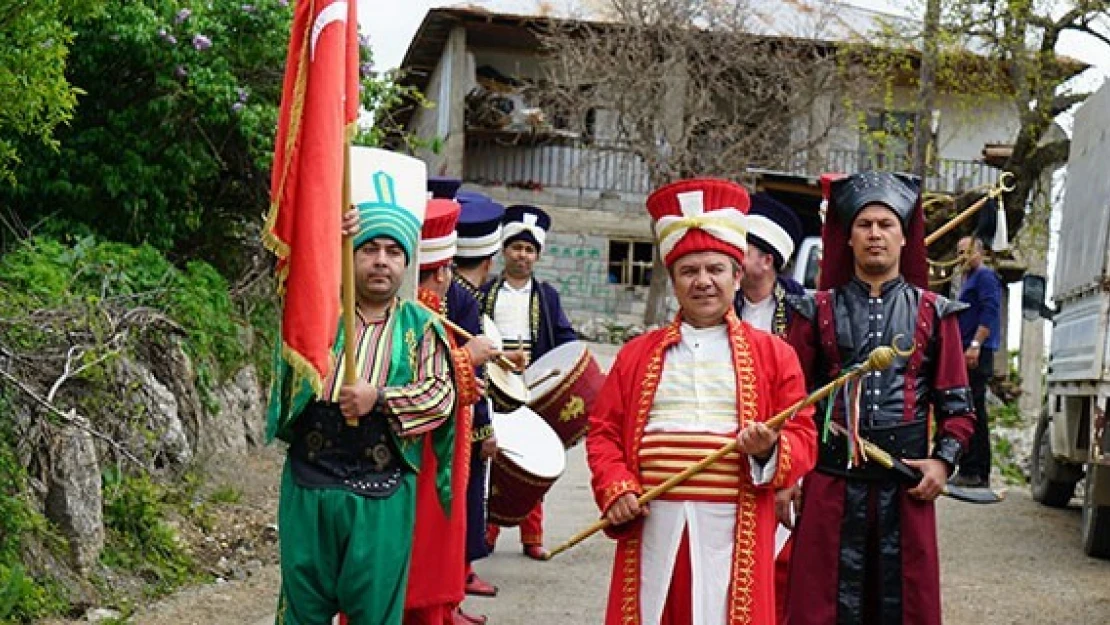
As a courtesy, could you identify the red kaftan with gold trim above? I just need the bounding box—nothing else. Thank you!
[586,311,817,625]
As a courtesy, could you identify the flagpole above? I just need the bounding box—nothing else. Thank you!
[341,137,359,427]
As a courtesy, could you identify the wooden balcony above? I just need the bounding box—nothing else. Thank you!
[463,135,1002,197]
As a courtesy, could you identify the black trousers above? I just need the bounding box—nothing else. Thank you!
[960,347,994,480]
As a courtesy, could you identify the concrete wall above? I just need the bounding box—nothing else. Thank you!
[467,183,660,334]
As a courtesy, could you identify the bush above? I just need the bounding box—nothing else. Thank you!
[0,236,248,382]
[0,414,69,622]
[100,470,200,594]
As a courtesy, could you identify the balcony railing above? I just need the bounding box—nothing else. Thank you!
[464,135,650,196]
[463,136,1002,196]
[812,149,1003,194]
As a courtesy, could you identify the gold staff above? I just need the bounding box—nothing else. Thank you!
[544,337,914,560]
[925,171,1015,246]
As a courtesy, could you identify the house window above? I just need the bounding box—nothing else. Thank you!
[860,110,915,171]
[608,239,654,287]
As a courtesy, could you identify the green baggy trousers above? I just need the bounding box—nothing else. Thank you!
[275,461,416,625]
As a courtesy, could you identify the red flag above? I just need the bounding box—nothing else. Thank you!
[264,0,360,437]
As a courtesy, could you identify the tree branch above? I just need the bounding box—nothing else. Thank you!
[0,366,147,470]
[1051,92,1091,116]
[1062,22,1110,51]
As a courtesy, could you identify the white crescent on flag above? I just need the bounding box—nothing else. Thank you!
[311,1,348,61]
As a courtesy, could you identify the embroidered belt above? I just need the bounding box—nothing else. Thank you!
[288,401,405,498]
[638,432,741,503]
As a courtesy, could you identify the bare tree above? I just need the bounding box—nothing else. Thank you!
[534,0,868,325]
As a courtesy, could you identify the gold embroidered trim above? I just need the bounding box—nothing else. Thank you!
[772,433,794,490]
[450,347,480,407]
[620,537,641,624]
[726,309,760,623]
[471,424,494,442]
[600,479,641,513]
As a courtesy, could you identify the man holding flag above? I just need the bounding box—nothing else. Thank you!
[263,1,457,623]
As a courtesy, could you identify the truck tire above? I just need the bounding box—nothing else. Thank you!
[1031,412,1081,508]
[1082,464,1110,559]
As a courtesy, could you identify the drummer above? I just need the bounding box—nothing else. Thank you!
[480,204,578,561]
[731,191,806,624]
[431,182,507,606]
[408,189,502,625]
[450,192,509,599]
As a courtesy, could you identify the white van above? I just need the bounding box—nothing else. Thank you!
[786,235,822,291]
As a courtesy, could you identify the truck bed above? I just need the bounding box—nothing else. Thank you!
[1054,82,1110,301]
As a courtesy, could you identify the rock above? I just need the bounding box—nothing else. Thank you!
[197,366,264,458]
[85,607,121,623]
[142,338,205,453]
[228,366,265,449]
[118,358,192,467]
[45,421,104,573]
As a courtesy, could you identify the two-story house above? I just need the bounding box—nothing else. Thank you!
[390,3,1036,334]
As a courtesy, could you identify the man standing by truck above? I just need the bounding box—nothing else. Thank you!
[952,235,1002,489]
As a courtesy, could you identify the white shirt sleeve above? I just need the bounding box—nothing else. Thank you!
[748,445,780,486]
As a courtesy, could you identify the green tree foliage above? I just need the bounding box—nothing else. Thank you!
[859,0,1108,240]
[1,1,291,270]
[2,0,436,274]
[0,1,104,185]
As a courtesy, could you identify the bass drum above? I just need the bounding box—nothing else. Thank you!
[525,341,605,448]
[487,407,566,526]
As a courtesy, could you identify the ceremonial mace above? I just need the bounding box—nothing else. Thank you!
[824,420,1006,504]
[543,338,913,561]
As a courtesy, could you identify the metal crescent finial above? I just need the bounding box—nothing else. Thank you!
[891,333,915,357]
[990,171,1016,197]
[864,334,915,372]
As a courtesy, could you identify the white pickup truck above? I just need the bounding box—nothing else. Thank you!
[1023,80,1110,559]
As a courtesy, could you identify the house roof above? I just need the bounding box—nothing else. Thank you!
[391,3,1089,131]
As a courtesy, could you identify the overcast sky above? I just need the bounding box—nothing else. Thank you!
[360,0,1110,88]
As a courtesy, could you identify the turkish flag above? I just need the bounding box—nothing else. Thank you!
[264,0,360,438]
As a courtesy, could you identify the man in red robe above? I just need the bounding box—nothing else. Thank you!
[406,198,501,625]
[783,172,976,624]
[587,178,817,625]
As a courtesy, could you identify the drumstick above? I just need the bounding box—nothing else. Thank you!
[525,368,561,391]
[414,300,519,371]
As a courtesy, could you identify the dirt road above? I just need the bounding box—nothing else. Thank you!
[123,343,1109,624]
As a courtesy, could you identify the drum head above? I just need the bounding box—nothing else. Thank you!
[481,315,503,351]
[524,341,589,401]
[487,360,528,404]
[493,407,565,479]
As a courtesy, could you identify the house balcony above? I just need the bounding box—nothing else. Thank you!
[462,134,1002,199]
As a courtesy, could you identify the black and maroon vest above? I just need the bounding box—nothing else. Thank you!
[791,276,971,479]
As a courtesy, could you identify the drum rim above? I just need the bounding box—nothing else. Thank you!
[487,361,528,403]
[491,452,564,483]
[530,349,597,411]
